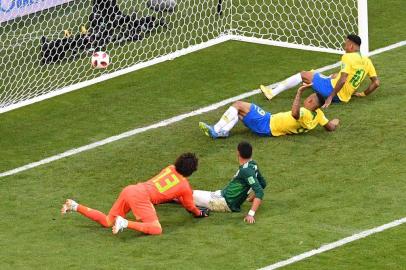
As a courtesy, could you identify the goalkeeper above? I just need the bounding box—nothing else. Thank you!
[260,34,380,108]
[61,153,208,236]
[193,141,266,224]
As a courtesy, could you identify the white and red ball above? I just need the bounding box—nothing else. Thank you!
[91,51,110,69]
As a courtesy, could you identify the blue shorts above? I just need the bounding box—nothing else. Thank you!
[312,73,341,103]
[242,104,272,136]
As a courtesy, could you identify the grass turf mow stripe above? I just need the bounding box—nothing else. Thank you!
[0,40,405,179]
[259,217,406,270]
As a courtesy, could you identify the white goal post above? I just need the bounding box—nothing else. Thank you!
[0,0,369,114]
[357,0,369,55]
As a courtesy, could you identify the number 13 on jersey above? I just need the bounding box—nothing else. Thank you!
[152,168,180,193]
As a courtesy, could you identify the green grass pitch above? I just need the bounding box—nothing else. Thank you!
[0,1,406,269]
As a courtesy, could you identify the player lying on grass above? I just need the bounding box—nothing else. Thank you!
[61,153,209,236]
[260,34,380,108]
[193,141,266,224]
[199,84,339,139]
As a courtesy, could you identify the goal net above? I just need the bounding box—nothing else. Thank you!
[0,0,367,113]
[230,0,360,53]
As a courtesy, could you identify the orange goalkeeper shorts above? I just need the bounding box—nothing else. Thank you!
[108,184,158,223]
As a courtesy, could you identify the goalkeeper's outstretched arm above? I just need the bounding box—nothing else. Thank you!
[179,194,209,218]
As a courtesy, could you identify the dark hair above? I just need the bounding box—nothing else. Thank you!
[237,141,252,159]
[315,93,325,107]
[347,34,361,46]
[174,152,198,177]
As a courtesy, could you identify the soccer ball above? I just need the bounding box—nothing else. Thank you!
[91,51,110,69]
[147,0,176,13]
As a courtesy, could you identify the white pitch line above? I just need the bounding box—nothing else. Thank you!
[369,40,406,56]
[0,40,405,178]
[0,89,262,178]
[259,216,406,270]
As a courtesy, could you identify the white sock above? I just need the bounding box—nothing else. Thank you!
[71,200,78,211]
[214,106,239,133]
[273,73,302,95]
[122,218,129,228]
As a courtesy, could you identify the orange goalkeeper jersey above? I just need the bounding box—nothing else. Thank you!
[142,165,200,216]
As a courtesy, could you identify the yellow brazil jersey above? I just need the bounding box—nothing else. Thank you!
[331,52,377,102]
[270,108,329,136]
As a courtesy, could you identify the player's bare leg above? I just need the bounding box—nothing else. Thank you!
[231,101,251,119]
[300,71,314,84]
[199,102,242,139]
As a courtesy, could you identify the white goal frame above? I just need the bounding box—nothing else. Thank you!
[0,0,369,114]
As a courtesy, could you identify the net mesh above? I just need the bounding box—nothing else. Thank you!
[232,0,358,50]
[0,0,358,110]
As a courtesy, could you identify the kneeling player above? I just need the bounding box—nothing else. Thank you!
[199,84,339,138]
[193,142,266,224]
[61,153,208,236]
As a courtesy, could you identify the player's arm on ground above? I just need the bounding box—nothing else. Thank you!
[354,75,380,97]
[291,83,312,119]
[244,171,265,224]
[179,188,208,217]
[354,60,380,97]
[316,109,339,132]
[245,197,262,224]
[324,119,340,131]
[323,55,350,108]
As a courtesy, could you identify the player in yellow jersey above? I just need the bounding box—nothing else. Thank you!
[199,84,339,138]
[260,34,380,108]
